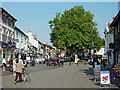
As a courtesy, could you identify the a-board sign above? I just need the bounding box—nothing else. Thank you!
[95,65,101,69]
[95,65,101,81]
[100,71,110,85]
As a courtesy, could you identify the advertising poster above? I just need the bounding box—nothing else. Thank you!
[100,71,110,85]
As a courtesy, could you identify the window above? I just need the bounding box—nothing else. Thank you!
[115,25,117,36]
[119,22,120,33]
[2,14,7,24]
[21,34,23,38]
[9,30,11,36]
[16,32,18,37]
[8,18,11,26]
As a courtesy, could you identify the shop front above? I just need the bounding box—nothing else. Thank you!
[0,40,16,62]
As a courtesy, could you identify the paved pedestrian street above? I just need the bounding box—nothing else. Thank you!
[1,63,100,88]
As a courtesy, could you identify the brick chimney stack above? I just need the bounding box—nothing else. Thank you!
[112,16,115,21]
[33,34,37,40]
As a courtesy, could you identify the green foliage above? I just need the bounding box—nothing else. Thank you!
[49,5,104,52]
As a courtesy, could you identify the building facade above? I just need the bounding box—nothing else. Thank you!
[110,11,120,65]
[25,31,38,61]
[0,8,17,62]
[14,27,28,59]
[104,23,114,67]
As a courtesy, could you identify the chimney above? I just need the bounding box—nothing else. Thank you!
[33,34,37,40]
[112,16,115,21]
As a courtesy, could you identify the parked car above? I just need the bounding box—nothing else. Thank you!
[50,60,57,65]
[47,59,57,66]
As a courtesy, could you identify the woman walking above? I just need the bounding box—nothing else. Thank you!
[14,59,25,84]
[2,57,7,71]
[13,58,17,76]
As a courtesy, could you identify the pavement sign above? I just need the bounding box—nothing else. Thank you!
[100,71,111,87]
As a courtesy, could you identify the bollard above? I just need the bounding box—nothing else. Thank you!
[77,62,78,66]
[59,62,60,67]
[61,61,63,65]
[69,62,71,66]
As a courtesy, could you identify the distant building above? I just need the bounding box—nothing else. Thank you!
[104,22,114,67]
[25,31,38,61]
[14,27,28,59]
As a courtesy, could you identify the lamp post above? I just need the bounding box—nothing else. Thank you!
[82,46,85,60]
[93,28,96,81]
[93,29,95,60]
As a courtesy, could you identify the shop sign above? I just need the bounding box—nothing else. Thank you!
[2,43,7,48]
[100,71,110,85]
[13,39,19,43]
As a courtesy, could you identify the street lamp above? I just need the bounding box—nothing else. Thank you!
[82,46,85,60]
[92,28,96,82]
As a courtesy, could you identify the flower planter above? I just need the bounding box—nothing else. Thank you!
[113,64,120,86]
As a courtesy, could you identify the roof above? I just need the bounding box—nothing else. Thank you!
[110,11,120,27]
[15,26,28,38]
[1,7,17,21]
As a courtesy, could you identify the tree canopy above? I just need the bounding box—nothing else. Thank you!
[49,5,105,54]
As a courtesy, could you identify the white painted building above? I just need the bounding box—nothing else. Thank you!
[104,23,114,67]
[0,7,17,62]
[25,31,38,61]
[95,46,105,56]
[14,26,28,59]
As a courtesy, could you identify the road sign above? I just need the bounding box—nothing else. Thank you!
[100,71,110,86]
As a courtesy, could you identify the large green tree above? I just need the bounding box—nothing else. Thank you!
[49,5,104,54]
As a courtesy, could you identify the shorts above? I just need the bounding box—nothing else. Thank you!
[2,63,6,67]
[13,66,16,71]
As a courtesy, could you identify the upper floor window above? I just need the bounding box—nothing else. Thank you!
[118,22,120,33]
[21,34,23,38]
[9,30,11,36]
[16,32,18,37]
[2,14,7,24]
[115,25,118,36]
[25,37,26,41]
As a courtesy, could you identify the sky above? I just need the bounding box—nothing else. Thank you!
[1,2,118,45]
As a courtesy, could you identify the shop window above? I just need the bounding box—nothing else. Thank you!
[115,25,117,36]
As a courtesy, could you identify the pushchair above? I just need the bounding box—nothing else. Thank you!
[22,70,31,82]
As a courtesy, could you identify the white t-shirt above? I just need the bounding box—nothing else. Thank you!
[19,59,23,64]
[13,60,16,67]
[2,58,6,64]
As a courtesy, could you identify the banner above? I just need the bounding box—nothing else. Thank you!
[1,40,16,50]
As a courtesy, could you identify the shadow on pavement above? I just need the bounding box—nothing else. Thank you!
[78,65,119,88]
[78,67,100,87]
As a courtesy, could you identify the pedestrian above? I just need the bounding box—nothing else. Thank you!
[23,58,27,68]
[14,59,25,84]
[2,57,7,71]
[13,58,17,76]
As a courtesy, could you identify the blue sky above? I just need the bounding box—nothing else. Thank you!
[2,2,118,45]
